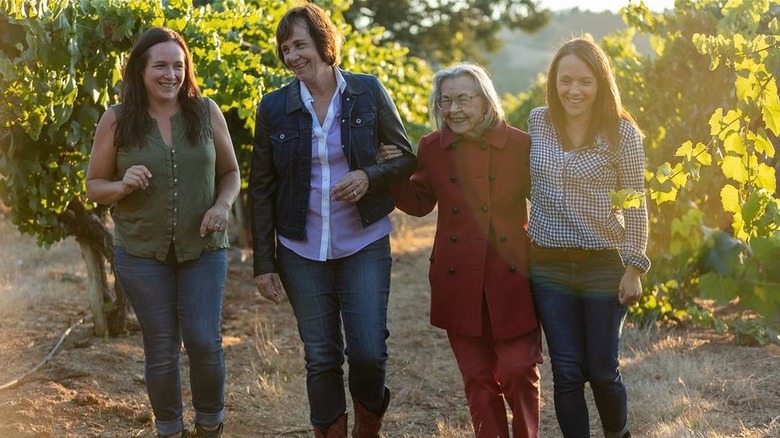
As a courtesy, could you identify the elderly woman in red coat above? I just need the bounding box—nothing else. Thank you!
[380,62,542,437]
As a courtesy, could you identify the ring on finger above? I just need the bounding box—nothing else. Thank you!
[351,190,357,198]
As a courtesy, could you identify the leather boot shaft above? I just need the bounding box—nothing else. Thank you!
[352,388,391,438]
[313,413,347,438]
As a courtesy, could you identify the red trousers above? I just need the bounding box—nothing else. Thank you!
[448,322,542,437]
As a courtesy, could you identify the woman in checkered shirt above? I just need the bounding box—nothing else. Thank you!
[527,38,650,438]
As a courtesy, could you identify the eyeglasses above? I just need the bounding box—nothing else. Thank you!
[436,93,481,109]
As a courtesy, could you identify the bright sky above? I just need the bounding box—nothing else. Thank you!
[538,0,675,13]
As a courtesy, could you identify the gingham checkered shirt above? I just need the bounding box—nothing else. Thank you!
[527,106,651,273]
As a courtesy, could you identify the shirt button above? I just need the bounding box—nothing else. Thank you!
[174,192,178,197]
[174,178,178,183]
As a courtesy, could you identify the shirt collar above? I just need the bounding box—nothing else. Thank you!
[299,67,347,105]
[438,120,510,149]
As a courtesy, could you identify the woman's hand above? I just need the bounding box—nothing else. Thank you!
[120,165,152,194]
[619,265,643,306]
[255,273,286,304]
[331,169,369,203]
[376,143,403,164]
[199,202,230,237]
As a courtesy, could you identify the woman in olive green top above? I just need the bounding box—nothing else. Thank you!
[85,27,239,438]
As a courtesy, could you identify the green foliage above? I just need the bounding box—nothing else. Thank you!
[0,0,432,247]
[615,0,780,342]
[504,76,546,132]
[503,0,780,343]
[343,0,551,66]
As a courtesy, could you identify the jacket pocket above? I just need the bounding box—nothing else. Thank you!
[348,111,377,160]
[269,128,299,170]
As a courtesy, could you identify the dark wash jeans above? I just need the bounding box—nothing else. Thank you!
[115,247,226,437]
[529,249,629,438]
[277,235,392,431]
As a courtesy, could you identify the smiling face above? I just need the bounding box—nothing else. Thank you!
[280,23,331,86]
[556,53,598,123]
[440,75,486,139]
[142,41,184,105]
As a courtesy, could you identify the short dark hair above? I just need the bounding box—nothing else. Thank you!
[275,3,342,67]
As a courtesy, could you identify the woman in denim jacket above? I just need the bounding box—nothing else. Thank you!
[249,4,416,437]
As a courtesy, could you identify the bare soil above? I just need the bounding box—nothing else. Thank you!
[0,212,778,438]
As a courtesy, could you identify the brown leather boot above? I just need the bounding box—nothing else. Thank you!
[352,388,391,438]
[313,413,347,438]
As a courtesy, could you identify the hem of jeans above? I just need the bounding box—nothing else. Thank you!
[603,422,629,438]
[155,415,184,436]
[195,408,225,428]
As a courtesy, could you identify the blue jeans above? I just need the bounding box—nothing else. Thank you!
[277,235,392,431]
[529,249,629,438]
[115,247,226,437]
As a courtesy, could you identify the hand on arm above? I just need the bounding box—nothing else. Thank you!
[376,143,403,163]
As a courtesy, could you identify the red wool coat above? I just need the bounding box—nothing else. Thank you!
[393,122,538,340]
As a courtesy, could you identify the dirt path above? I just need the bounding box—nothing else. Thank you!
[0,214,778,437]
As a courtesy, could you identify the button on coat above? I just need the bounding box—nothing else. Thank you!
[392,121,537,340]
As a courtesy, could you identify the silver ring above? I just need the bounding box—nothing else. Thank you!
[216,223,221,228]
[351,190,357,198]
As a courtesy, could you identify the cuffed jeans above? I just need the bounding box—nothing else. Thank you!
[277,235,392,432]
[529,249,629,438]
[115,247,226,437]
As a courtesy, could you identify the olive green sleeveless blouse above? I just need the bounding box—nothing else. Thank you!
[112,101,229,263]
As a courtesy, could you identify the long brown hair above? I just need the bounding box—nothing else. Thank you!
[114,27,208,149]
[546,38,640,150]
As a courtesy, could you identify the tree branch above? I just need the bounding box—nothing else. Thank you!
[0,316,87,391]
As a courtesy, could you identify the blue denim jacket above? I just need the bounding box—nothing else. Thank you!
[250,69,416,276]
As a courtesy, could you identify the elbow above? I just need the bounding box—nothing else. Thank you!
[85,181,111,205]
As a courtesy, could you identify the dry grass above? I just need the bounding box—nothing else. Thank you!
[0,211,779,437]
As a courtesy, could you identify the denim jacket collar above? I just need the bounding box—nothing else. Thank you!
[285,69,367,115]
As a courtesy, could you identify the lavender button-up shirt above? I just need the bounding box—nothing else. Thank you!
[279,68,392,261]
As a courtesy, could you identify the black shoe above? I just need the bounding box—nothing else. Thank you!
[192,423,223,438]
